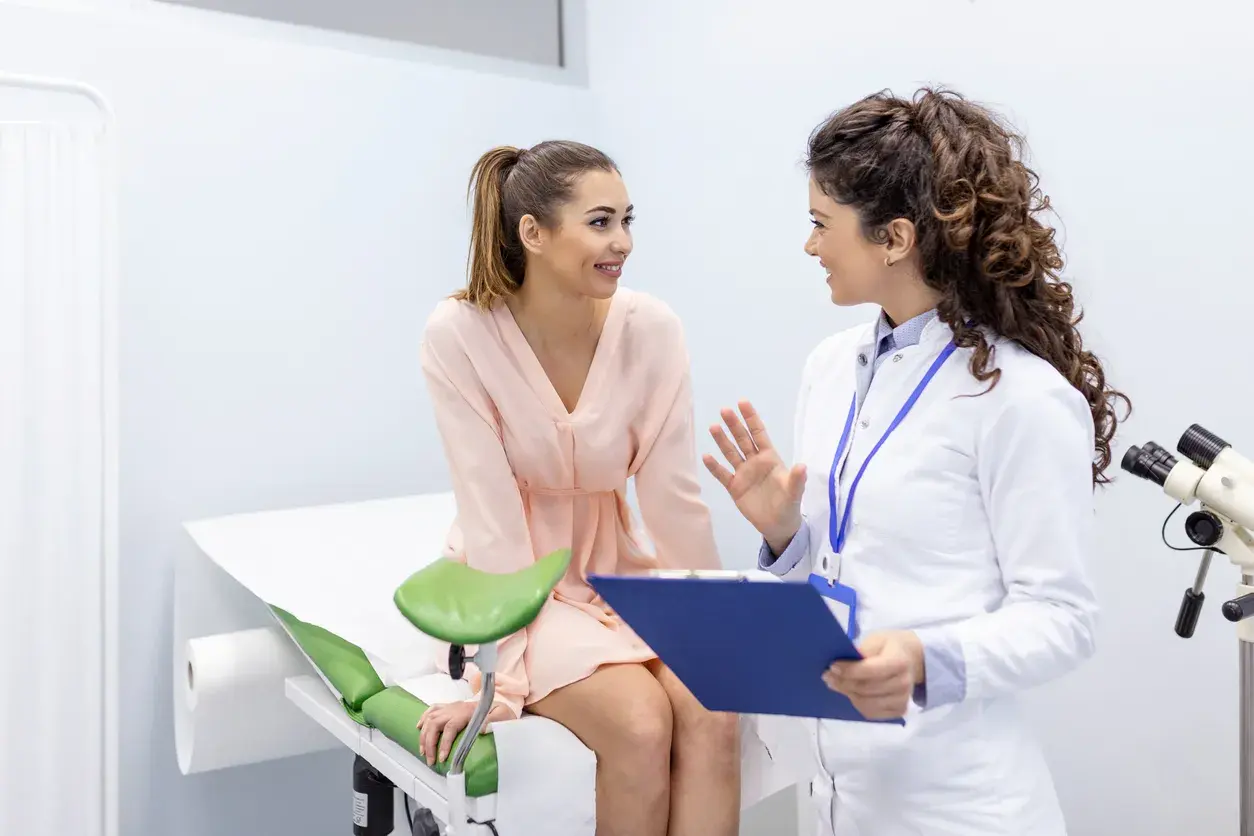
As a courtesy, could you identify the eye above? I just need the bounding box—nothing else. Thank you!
[623,214,635,227]
[810,219,824,229]
[590,216,609,228]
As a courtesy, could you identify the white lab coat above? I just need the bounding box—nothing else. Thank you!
[771,314,1099,835]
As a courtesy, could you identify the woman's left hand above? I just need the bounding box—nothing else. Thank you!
[822,631,926,720]
[416,700,512,766]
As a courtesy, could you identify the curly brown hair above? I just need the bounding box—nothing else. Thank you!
[807,87,1131,486]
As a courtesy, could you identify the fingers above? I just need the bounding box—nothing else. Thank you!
[822,666,913,720]
[417,705,467,766]
[829,654,909,686]
[738,400,774,452]
[437,718,464,764]
[418,708,442,764]
[709,424,744,470]
[707,401,767,470]
[848,694,910,721]
[787,463,807,502]
[720,406,757,460]
[702,453,734,489]
[824,653,910,700]
[824,668,909,699]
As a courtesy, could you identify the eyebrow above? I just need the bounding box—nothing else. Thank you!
[586,204,634,215]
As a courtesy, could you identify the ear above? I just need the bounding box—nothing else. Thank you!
[518,214,546,256]
[883,218,917,265]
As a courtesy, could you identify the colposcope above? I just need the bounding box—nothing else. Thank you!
[1123,424,1254,833]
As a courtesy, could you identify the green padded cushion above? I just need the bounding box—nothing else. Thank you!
[361,686,499,798]
[393,548,572,646]
[271,606,385,719]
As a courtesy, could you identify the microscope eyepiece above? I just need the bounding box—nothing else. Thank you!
[1178,424,1229,470]
[1122,441,1177,487]
[1121,445,1144,474]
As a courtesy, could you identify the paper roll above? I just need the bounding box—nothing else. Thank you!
[174,626,340,775]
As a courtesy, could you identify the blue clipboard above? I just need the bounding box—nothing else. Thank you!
[586,573,903,725]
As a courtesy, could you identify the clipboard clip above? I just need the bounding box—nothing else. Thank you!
[649,569,753,581]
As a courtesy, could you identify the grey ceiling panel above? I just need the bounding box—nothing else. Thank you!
[156,0,564,67]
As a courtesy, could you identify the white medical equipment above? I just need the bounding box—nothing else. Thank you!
[177,492,810,836]
[1122,424,1254,834]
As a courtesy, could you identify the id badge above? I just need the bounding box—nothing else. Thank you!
[808,572,860,642]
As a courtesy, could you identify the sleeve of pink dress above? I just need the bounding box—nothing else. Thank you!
[419,316,534,719]
[632,326,722,572]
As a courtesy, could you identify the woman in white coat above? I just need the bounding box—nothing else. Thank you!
[704,87,1132,834]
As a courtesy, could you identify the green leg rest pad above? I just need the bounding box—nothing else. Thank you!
[270,606,385,719]
[362,687,499,798]
[270,606,500,797]
[393,548,572,646]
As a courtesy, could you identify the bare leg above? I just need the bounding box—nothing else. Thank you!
[528,663,673,836]
[648,660,741,836]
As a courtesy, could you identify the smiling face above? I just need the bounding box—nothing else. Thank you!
[804,176,891,307]
[521,168,634,300]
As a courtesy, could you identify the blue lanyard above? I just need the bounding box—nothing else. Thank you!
[827,339,960,556]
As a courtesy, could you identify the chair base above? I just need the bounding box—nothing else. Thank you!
[351,755,470,836]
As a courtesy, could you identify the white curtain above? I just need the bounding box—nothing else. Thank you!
[0,120,108,836]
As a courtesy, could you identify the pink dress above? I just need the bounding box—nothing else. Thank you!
[419,287,722,718]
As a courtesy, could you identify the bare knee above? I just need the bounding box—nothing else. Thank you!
[526,663,675,775]
[607,678,673,764]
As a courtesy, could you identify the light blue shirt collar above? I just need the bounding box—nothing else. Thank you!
[874,307,938,357]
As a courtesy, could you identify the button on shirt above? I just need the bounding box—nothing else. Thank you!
[758,308,966,709]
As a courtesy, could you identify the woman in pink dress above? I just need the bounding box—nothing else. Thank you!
[415,140,741,836]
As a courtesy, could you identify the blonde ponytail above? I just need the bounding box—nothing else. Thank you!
[456,146,523,311]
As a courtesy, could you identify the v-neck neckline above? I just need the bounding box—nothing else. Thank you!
[494,288,629,420]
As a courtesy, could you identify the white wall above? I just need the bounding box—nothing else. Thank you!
[0,2,592,835]
[585,2,1254,834]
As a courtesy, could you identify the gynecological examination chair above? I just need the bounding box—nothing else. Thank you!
[174,492,813,836]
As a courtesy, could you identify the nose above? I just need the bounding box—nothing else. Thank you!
[804,229,819,256]
[611,229,632,256]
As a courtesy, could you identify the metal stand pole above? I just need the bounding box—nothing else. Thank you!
[1242,574,1254,836]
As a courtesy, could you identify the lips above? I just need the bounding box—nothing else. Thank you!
[595,261,623,278]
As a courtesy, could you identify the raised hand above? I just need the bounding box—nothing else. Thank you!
[702,400,807,555]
